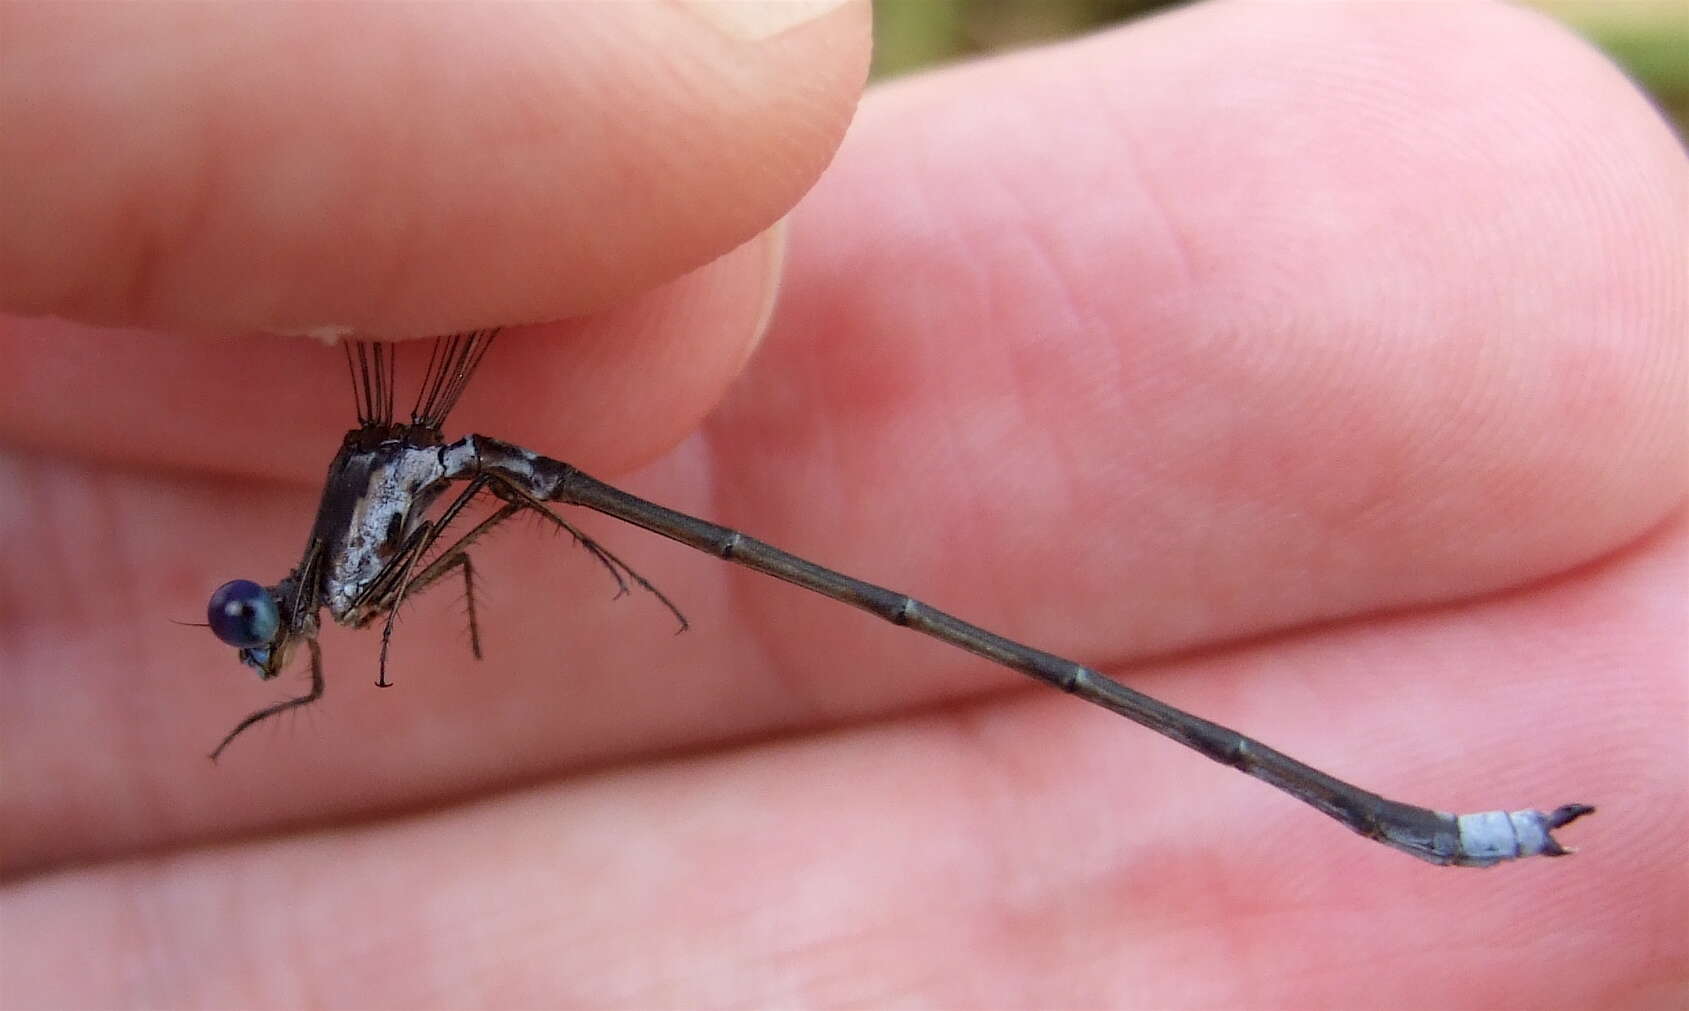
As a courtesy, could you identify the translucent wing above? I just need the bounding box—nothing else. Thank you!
[412,329,498,430]
[342,329,499,430]
[344,340,396,427]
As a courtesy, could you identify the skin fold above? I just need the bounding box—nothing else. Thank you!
[2,1,1684,1007]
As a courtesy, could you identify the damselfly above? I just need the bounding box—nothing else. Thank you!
[206,329,1591,867]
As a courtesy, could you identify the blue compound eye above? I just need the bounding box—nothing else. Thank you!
[207,580,280,649]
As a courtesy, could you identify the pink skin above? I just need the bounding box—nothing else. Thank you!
[3,2,1686,1007]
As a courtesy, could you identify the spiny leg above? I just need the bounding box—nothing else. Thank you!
[285,539,326,629]
[349,477,492,614]
[347,521,437,629]
[364,475,499,607]
[374,519,436,688]
[363,495,525,662]
[350,476,505,678]
[210,639,324,761]
[398,551,484,660]
[490,477,688,632]
[493,482,629,598]
[327,509,443,691]
[450,553,481,660]
[393,501,521,599]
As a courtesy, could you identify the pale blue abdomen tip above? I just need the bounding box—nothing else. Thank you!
[1458,810,1547,862]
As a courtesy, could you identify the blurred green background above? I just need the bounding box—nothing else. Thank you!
[870,0,1689,131]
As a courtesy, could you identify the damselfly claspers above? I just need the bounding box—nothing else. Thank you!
[206,329,1591,867]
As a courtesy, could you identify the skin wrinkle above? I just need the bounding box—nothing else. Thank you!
[337,25,451,326]
[1006,63,1418,627]
[141,14,287,327]
[111,168,171,328]
[151,29,243,328]
[354,123,428,338]
[727,887,927,1003]
[735,720,1013,1005]
[959,703,1163,960]
[702,246,944,715]
[983,683,1266,937]
[1584,140,1688,481]
[869,109,1064,632]
[871,49,1412,648]
[691,428,827,725]
[983,177,1093,421]
[1085,61,1198,297]
[1417,127,1610,539]
[92,476,188,847]
[334,30,524,334]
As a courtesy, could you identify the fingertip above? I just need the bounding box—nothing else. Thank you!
[744,0,1684,656]
[0,1,869,335]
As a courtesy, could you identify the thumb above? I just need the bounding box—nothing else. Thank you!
[0,1,870,336]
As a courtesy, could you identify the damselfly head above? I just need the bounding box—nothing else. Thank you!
[207,579,280,657]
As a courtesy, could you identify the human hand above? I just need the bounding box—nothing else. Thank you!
[3,2,1684,1007]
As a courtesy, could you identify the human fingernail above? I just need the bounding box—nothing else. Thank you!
[680,0,854,41]
[265,324,357,345]
[742,218,789,359]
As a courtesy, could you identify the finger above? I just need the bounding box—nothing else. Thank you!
[0,225,788,481]
[0,1,868,334]
[4,520,1680,1006]
[718,0,1687,672]
[5,0,1685,870]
